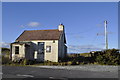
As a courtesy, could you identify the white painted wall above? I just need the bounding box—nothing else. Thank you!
[12,37,66,62]
[11,44,25,61]
[31,40,59,62]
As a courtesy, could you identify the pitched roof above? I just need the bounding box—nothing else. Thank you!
[16,29,63,41]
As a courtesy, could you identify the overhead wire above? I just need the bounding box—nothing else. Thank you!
[67,22,104,53]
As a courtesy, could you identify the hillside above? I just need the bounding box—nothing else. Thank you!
[68,53,91,57]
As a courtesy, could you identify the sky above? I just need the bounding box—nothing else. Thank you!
[2,2,118,53]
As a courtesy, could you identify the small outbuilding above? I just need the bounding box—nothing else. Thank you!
[10,24,67,62]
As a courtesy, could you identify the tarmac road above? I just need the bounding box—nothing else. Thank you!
[2,66,119,80]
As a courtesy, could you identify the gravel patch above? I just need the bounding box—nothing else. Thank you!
[36,65,118,72]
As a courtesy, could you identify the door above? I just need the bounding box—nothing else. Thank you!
[38,42,44,61]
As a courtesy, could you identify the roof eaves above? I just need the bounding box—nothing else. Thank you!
[26,29,58,32]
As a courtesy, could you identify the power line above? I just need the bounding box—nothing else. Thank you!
[65,26,97,35]
[67,21,107,52]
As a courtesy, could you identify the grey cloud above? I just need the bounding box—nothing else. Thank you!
[27,22,40,27]
[68,45,103,53]
[0,42,10,48]
[20,22,40,28]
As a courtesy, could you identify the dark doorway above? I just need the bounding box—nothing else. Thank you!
[38,42,44,61]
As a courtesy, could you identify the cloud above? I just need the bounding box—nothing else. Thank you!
[67,45,103,53]
[0,42,10,48]
[20,25,25,28]
[20,22,40,28]
[27,22,40,27]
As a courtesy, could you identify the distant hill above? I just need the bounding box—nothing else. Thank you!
[67,53,91,57]
[80,53,91,57]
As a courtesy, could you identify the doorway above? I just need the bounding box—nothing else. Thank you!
[38,42,44,61]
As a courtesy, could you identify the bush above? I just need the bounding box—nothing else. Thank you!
[23,59,28,65]
[2,56,10,64]
[67,61,72,65]
[94,49,120,65]
[21,59,36,65]
[11,58,35,65]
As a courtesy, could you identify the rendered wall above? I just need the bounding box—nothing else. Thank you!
[11,44,25,61]
[31,40,59,62]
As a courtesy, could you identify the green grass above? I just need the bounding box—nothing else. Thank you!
[80,53,91,57]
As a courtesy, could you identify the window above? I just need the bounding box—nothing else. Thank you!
[15,46,19,54]
[46,46,51,52]
[53,40,55,43]
[38,42,44,45]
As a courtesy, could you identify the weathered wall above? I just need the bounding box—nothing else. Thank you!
[31,40,59,62]
[64,44,67,57]
[25,43,35,60]
[12,38,67,62]
[12,40,59,62]
[11,44,25,61]
[58,32,66,59]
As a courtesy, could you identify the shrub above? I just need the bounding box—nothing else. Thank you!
[67,61,72,65]
[2,56,10,64]
[22,59,27,65]
[94,49,120,65]
[71,60,77,65]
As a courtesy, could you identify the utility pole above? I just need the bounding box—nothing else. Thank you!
[104,20,108,49]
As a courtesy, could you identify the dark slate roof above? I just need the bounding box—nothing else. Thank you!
[16,29,63,41]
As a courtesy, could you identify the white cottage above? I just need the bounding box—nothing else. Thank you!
[10,24,67,62]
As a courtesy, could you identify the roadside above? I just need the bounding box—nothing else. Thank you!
[35,65,118,72]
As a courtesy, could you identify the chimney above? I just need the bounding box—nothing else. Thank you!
[58,23,64,31]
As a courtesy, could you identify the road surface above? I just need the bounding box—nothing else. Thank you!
[2,66,119,80]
